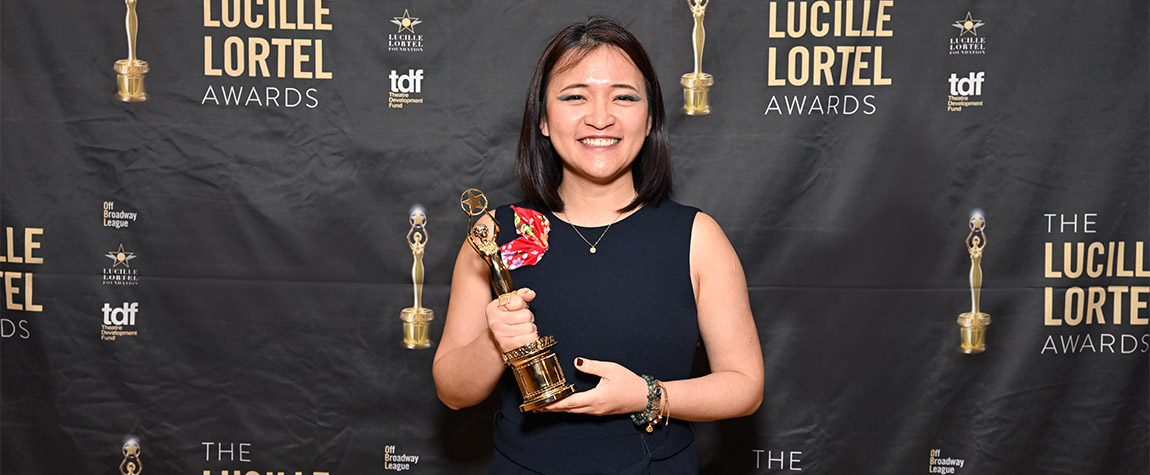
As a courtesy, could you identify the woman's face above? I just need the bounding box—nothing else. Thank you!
[541,46,651,187]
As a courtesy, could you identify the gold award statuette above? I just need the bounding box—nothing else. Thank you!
[681,0,714,115]
[115,0,149,102]
[459,189,575,412]
[400,207,435,349]
[120,438,142,475]
[957,211,991,353]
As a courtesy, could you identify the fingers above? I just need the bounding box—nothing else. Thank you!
[487,288,540,352]
[573,356,602,375]
[535,358,647,416]
[489,322,538,353]
[539,391,594,413]
[496,288,535,312]
[572,357,626,379]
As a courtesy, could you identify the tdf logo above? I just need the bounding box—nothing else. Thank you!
[390,69,424,93]
[948,72,985,96]
[102,302,139,325]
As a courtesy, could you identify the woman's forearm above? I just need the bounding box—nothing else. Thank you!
[432,330,505,410]
[663,369,763,422]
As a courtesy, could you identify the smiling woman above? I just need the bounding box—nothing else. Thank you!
[540,46,652,191]
[432,16,764,475]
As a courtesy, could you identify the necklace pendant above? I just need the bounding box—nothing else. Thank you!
[589,246,597,254]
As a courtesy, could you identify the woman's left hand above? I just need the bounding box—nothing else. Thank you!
[539,357,649,416]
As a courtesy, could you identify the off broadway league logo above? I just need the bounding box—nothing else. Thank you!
[928,448,965,474]
[103,201,138,229]
[384,444,420,471]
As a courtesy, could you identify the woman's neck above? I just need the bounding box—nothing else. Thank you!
[556,176,639,226]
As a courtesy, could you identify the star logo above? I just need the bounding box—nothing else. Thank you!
[460,189,488,217]
[106,244,137,268]
[952,12,985,37]
[391,9,422,34]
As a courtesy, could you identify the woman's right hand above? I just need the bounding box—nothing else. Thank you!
[486,288,540,353]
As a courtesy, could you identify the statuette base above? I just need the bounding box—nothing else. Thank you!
[681,72,714,116]
[114,59,149,102]
[400,307,435,349]
[504,336,576,412]
[956,312,991,354]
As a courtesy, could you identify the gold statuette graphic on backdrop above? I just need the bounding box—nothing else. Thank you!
[120,438,142,475]
[114,0,149,102]
[956,211,991,353]
[400,207,435,349]
[681,0,714,115]
[459,189,575,412]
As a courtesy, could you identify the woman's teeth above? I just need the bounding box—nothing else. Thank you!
[580,137,619,147]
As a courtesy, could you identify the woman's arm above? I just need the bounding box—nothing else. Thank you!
[432,214,542,410]
[431,238,505,410]
[542,212,764,420]
[664,211,763,420]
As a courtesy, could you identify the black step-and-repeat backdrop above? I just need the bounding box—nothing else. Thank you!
[2,1,1147,473]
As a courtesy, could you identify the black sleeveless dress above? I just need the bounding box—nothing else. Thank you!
[491,201,702,474]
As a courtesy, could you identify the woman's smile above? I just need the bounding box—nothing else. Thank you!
[578,137,621,148]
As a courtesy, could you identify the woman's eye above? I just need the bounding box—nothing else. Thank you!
[557,94,584,101]
[615,95,642,102]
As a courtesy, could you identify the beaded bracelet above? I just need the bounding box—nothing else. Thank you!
[632,375,667,433]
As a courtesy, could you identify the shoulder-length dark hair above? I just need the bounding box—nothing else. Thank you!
[516,16,672,212]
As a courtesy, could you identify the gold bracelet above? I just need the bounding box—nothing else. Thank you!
[661,381,670,427]
[651,380,666,430]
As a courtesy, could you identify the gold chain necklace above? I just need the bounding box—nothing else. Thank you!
[559,211,623,254]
